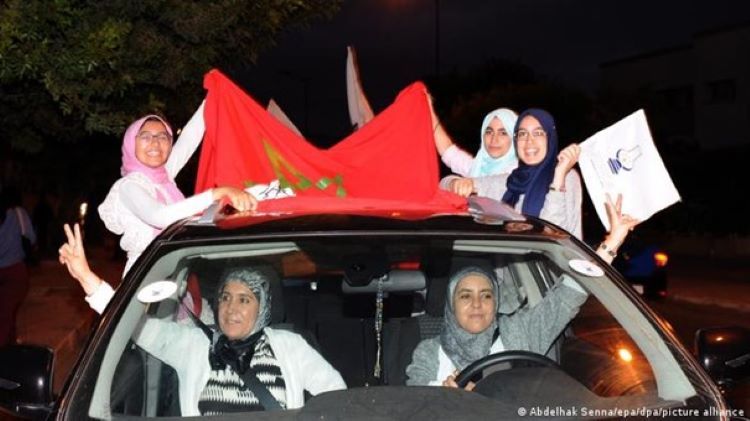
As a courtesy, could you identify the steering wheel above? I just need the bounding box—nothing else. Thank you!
[454,350,559,388]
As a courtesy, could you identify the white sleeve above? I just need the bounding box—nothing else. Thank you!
[291,335,346,394]
[165,101,206,179]
[85,281,116,314]
[119,179,213,229]
[441,145,475,177]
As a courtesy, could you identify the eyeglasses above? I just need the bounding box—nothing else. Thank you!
[136,131,172,144]
[515,129,547,142]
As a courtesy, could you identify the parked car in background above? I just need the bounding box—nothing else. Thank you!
[1,197,747,420]
[612,236,669,299]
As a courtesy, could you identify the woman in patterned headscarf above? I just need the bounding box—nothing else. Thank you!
[58,227,346,416]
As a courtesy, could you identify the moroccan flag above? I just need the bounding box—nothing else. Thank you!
[196,69,464,212]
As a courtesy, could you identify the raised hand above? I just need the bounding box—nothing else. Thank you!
[605,193,639,241]
[550,144,581,191]
[556,144,581,175]
[596,193,639,264]
[58,223,102,295]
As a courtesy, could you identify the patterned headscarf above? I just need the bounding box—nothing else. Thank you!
[502,108,558,217]
[469,108,518,177]
[215,268,273,338]
[439,266,500,370]
[209,268,274,374]
[120,115,184,204]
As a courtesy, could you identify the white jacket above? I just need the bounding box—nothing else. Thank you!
[135,321,346,416]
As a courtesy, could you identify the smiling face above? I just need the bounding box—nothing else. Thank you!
[483,117,512,159]
[453,274,496,334]
[515,115,548,166]
[134,119,173,168]
[217,281,259,340]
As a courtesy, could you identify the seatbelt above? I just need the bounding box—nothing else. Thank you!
[178,301,282,411]
[238,368,283,411]
[179,299,214,341]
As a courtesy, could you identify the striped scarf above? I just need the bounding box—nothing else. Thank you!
[198,333,287,415]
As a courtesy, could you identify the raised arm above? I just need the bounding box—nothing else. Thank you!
[427,94,454,156]
[596,194,639,264]
[165,100,206,179]
[58,223,112,313]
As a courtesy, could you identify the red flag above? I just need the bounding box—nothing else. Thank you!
[196,69,464,212]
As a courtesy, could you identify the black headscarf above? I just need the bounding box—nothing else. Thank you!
[502,108,559,217]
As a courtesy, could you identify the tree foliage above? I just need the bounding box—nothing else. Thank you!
[0,0,341,152]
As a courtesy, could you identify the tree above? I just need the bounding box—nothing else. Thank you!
[0,0,341,152]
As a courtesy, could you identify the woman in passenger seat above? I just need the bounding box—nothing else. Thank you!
[59,228,346,416]
[405,265,587,389]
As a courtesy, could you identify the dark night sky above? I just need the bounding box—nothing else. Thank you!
[235,0,750,141]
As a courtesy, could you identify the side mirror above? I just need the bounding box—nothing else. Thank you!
[695,326,750,387]
[0,345,55,420]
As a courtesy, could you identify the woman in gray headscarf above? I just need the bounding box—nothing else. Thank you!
[405,265,589,389]
[406,266,500,389]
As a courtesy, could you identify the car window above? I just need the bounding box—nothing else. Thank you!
[77,235,707,419]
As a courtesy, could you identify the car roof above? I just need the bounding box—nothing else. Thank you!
[157,196,572,243]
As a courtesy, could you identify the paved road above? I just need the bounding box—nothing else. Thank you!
[14,249,124,393]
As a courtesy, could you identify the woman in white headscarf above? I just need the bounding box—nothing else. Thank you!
[433,107,519,179]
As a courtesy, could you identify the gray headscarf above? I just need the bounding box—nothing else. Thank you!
[439,266,500,370]
[216,268,273,338]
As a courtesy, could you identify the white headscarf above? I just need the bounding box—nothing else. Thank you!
[469,108,518,177]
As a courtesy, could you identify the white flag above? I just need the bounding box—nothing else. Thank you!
[267,98,302,136]
[578,110,681,230]
[346,46,374,130]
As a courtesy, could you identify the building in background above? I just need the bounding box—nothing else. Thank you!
[601,22,749,149]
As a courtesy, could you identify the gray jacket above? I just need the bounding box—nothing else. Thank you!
[405,281,588,386]
[440,170,583,239]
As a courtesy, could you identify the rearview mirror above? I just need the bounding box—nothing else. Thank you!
[0,345,55,420]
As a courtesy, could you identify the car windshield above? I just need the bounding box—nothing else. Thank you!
[77,228,710,419]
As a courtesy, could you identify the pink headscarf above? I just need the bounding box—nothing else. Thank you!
[120,115,185,204]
